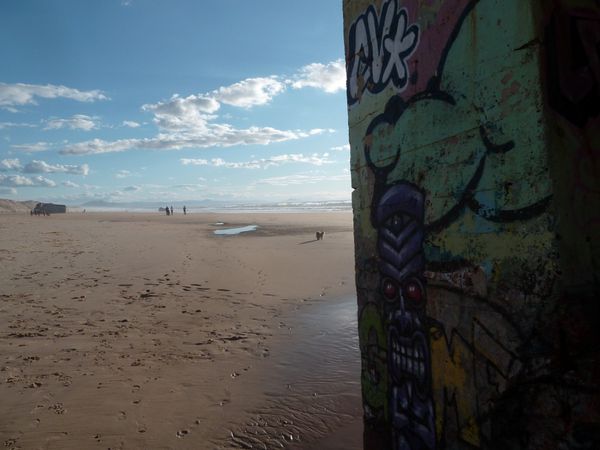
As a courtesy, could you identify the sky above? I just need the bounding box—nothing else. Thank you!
[0,0,350,205]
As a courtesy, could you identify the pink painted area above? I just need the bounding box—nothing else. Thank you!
[401,0,473,98]
[501,81,521,102]
[501,72,513,84]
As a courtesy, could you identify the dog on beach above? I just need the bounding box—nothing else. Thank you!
[316,231,324,241]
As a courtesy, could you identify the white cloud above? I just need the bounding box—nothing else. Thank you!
[115,170,132,179]
[0,122,36,130]
[0,82,108,109]
[0,174,56,187]
[142,94,219,132]
[172,183,205,192]
[22,160,89,175]
[44,115,99,131]
[142,60,342,132]
[122,120,140,128]
[0,158,22,171]
[62,138,139,155]
[180,152,334,169]
[34,176,58,187]
[256,172,350,186]
[140,75,293,135]
[180,158,208,166]
[62,180,80,188]
[57,60,342,156]
[331,144,350,151]
[10,141,52,153]
[309,128,336,135]
[213,77,285,108]
[0,158,88,178]
[209,158,261,169]
[0,187,17,195]
[60,127,329,155]
[123,185,140,192]
[290,59,346,93]
[267,153,333,166]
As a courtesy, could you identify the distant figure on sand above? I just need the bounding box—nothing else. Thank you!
[316,231,324,241]
[183,205,187,215]
[170,206,174,215]
[165,205,170,216]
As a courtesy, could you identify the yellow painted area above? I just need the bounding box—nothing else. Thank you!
[430,325,481,447]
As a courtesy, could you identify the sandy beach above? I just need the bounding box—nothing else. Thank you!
[0,211,362,449]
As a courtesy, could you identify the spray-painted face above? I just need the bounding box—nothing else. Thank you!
[376,183,435,450]
[383,277,428,389]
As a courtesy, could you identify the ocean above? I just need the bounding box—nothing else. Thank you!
[77,200,352,214]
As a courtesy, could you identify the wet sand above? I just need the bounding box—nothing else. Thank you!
[0,211,362,449]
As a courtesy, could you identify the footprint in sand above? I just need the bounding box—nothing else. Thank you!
[3,438,18,449]
[48,403,66,414]
[176,429,190,438]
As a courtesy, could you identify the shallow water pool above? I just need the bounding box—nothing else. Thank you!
[213,225,258,235]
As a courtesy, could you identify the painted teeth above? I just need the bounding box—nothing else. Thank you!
[392,344,426,378]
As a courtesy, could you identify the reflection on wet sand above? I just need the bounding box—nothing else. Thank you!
[223,296,362,449]
[214,225,259,235]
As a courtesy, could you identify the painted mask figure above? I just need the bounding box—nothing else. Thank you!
[376,183,435,450]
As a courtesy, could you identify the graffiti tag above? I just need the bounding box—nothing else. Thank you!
[347,0,420,105]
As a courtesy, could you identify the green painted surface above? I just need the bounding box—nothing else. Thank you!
[344,0,600,448]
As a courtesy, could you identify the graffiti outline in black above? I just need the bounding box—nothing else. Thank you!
[347,0,420,106]
[353,0,556,448]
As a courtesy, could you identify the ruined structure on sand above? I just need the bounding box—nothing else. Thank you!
[344,0,599,448]
[34,203,66,214]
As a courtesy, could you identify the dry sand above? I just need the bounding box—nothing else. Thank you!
[0,211,362,449]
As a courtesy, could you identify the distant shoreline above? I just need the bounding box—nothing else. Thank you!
[0,198,352,215]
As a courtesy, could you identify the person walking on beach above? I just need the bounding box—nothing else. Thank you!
[170,206,174,216]
[183,205,187,215]
[165,205,170,216]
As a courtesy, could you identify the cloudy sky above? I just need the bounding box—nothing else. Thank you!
[0,0,350,204]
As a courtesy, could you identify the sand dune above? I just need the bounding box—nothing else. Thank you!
[0,211,361,449]
[0,199,38,214]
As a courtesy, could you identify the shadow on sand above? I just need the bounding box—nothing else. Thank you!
[298,239,319,245]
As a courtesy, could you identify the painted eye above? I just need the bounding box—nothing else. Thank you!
[403,279,425,307]
[382,278,398,300]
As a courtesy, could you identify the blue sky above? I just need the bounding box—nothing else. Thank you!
[0,0,350,205]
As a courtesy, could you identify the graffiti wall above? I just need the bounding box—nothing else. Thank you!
[344,0,600,448]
